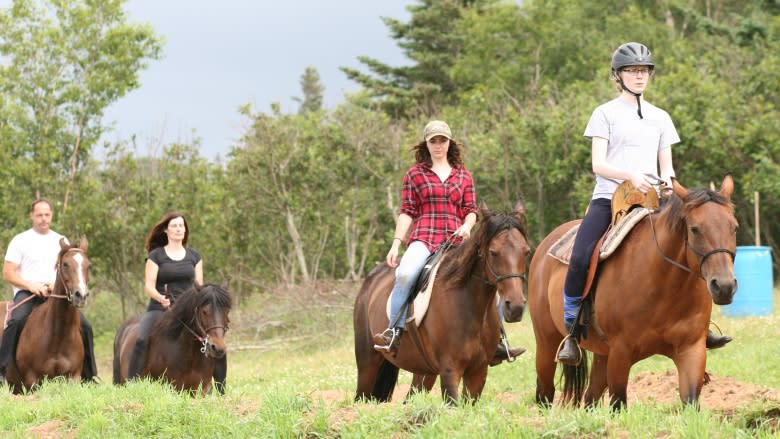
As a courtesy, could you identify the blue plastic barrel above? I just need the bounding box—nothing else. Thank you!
[722,246,774,317]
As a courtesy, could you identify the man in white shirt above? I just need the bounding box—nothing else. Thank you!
[0,199,98,382]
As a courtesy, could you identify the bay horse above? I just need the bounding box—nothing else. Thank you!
[113,283,231,395]
[529,175,738,410]
[353,206,530,404]
[0,237,90,394]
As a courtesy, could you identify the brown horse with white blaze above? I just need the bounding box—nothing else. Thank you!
[528,176,738,409]
[353,206,530,404]
[0,237,90,394]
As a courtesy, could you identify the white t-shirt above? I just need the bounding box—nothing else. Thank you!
[584,97,680,200]
[4,228,65,296]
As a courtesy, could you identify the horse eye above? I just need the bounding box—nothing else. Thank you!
[489,250,498,258]
[690,226,700,235]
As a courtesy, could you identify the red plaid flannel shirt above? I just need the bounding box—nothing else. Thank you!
[400,163,477,252]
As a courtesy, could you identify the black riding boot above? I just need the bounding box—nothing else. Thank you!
[79,317,99,382]
[490,343,526,366]
[706,330,732,349]
[127,339,149,380]
[213,355,227,395]
[0,321,22,378]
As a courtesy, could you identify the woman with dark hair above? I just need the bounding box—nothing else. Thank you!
[373,121,524,362]
[127,212,226,393]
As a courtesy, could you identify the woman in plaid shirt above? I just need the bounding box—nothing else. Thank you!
[372,120,478,353]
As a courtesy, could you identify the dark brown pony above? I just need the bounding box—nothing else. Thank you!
[113,283,231,395]
[529,176,738,409]
[353,206,530,404]
[0,237,90,394]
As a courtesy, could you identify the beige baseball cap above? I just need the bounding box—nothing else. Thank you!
[423,120,452,141]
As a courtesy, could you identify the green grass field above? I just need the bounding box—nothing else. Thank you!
[1,283,778,438]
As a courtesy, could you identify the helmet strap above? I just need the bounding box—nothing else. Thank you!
[619,79,644,119]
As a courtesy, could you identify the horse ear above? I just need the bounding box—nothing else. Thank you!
[512,198,527,223]
[79,236,88,251]
[59,237,70,251]
[671,177,689,199]
[719,174,734,199]
[479,201,490,221]
[220,278,230,291]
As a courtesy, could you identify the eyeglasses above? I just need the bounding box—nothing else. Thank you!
[621,67,652,76]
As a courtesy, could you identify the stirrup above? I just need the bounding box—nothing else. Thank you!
[373,328,400,353]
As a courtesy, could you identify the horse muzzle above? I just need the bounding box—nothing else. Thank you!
[204,340,227,359]
[502,300,525,323]
[69,290,89,307]
[710,277,738,305]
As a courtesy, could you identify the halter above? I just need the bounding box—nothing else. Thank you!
[648,210,735,279]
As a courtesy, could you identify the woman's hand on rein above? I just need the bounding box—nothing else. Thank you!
[629,172,652,193]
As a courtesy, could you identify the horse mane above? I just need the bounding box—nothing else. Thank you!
[156,283,232,339]
[439,211,528,286]
[662,188,734,232]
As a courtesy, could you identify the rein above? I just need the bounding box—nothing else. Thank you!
[647,210,735,279]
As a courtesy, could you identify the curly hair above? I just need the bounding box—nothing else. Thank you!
[412,138,465,168]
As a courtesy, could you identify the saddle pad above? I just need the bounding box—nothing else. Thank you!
[599,207,651,259]
[386,256,444,327]
[547,207,652,264]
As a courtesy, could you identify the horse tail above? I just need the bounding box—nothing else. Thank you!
[372,359,399,402]
[560,352,589,406]
[112,318,136,384]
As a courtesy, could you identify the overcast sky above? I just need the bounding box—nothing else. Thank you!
[101,0,413,159]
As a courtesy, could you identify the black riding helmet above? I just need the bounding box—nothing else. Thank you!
[611,42,654,119]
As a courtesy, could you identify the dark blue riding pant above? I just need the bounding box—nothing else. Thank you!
[564,198,612,298]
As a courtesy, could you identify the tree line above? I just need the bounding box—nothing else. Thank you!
[1,0,778,318]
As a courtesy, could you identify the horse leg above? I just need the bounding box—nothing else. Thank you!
[534,333,559,406]
[439,367,464,405]
[605,349,632,410]
[584,353,608,407]
[461,365,488,403]
[408,373,436,399]
[672,346,706,406]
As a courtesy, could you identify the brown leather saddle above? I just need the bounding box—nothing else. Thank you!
[611,180,659,227]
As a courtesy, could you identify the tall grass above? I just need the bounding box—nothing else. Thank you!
[1,283,778,438]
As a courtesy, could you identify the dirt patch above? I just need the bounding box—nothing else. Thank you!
[627,370,780,409]
[27,420,74,439]
[314,372,779,410]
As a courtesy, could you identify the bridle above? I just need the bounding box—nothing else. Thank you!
[479,227,529,293]
[648,210,735,279]
[52,248,87,302]
[483,252,527,287]
[178,302,229,357]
